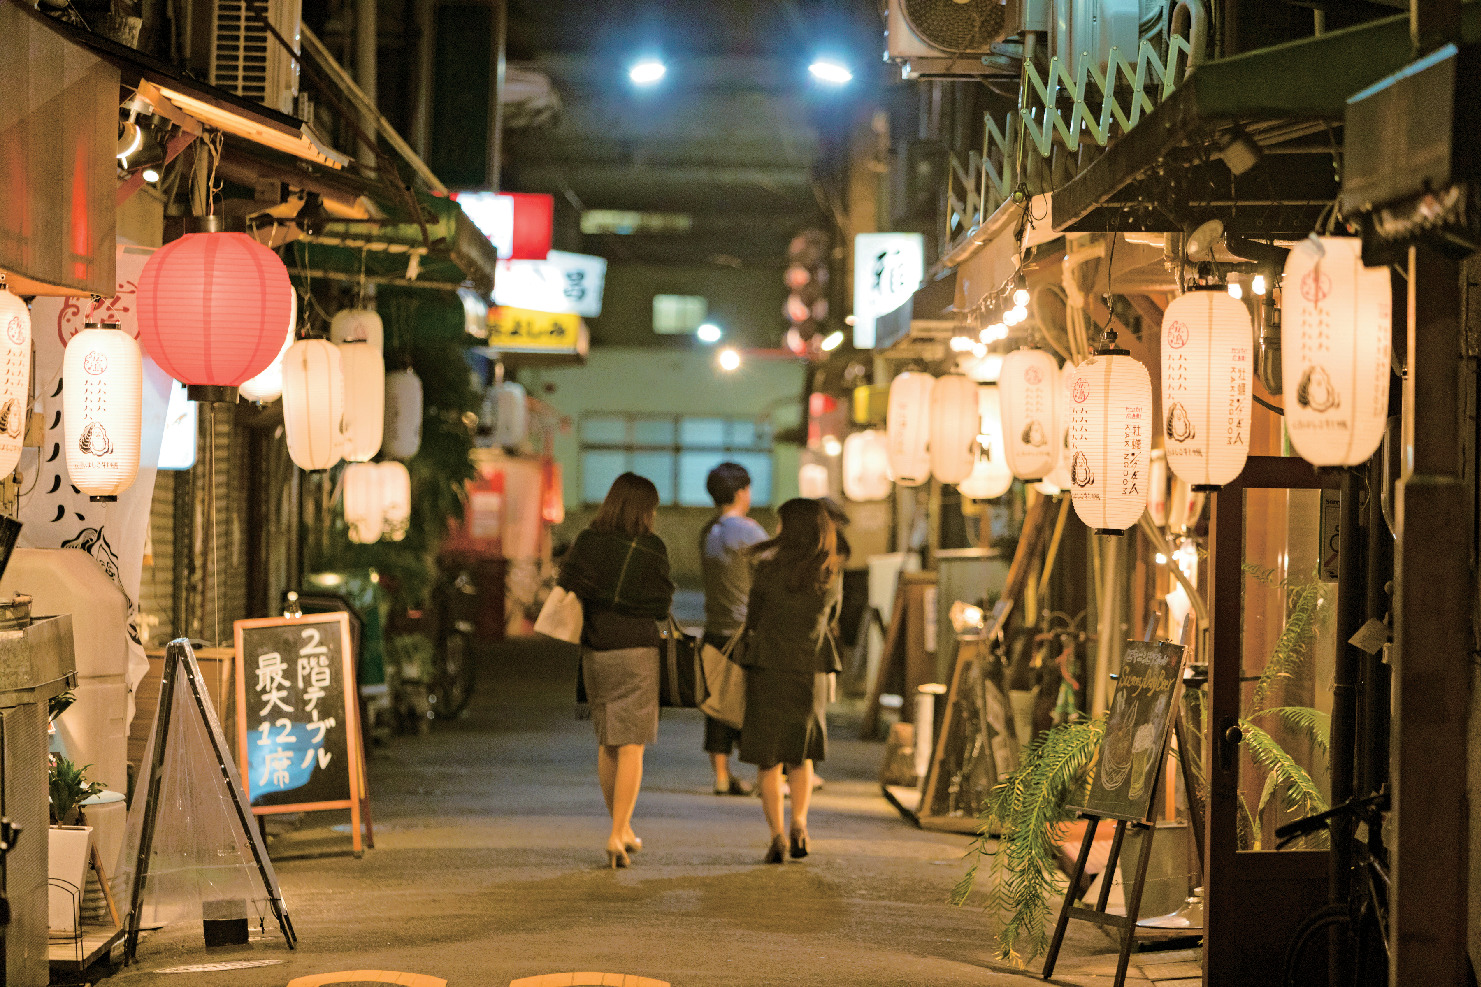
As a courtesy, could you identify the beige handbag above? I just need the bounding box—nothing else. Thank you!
[699,627,747,729]
[533,586,583,644]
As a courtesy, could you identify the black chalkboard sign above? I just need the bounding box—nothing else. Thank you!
[1071,640,1185,823]
[234,613,370,852]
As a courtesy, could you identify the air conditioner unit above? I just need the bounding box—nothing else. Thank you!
[886,0,1025,79]
[209,0,303,115]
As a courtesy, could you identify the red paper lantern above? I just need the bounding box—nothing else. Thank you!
[136,228,294,402]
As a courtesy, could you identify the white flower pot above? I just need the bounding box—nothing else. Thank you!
[48,824,92,934]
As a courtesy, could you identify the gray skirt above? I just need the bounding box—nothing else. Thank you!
[739,668,828,769]
[582,646,660,746]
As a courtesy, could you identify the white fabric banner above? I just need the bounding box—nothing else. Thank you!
[21,243,173,714]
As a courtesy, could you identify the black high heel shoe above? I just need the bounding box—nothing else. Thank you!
[789,827,809,859]
[765,835,787,864]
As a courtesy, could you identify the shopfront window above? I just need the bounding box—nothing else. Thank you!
[579,414,773,507]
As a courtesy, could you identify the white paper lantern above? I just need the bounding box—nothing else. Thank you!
[1148,450,1169,525]
[0,287,32,476]
[1281,236,1392,466]
[1041,361,1076,491]
[378,460,412,541]
[63,323,142,501]
[338,341,385,462]
[958,385,1014,499]
[842,430,892,501]
[1068,351,1153,533]
[1161,289,1254,488]
[330,308,384,349]
[886,371,933,486]
[998,348,1061,480]
[384,369,423,459]
[238,288,296,404]
[282,339,344,471]
[929,373,980,484]
[343,461,384,543]
[798,462,830,499]
[491,381,529,447]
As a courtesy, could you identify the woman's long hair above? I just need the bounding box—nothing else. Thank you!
[752,498,839,593]
[589,472,659,538]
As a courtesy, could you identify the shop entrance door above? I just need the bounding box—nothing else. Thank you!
[1204,457,1341,985]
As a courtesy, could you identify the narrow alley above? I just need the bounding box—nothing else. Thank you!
[108,638,1101,987]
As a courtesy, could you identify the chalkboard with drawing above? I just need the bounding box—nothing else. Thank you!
[1071,639,1186,823]
[234,612,371,852]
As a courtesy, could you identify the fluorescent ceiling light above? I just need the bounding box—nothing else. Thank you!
[630,59,667,85]
[696,323,722,343]
[809,60,853,85]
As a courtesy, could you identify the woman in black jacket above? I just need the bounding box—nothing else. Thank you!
[558,472,675,867]
[738,498,842,863]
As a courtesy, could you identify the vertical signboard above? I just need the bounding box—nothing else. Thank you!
[853,232,924,350]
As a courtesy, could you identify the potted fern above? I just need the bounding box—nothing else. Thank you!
[954,566,1332,967]
[49,752,103,933]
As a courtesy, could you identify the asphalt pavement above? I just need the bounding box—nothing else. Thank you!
[99,634,1101,987]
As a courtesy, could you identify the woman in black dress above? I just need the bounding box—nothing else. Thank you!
[738,498,842,863]
[558,472,675,867]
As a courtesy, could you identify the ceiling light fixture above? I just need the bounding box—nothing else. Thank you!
[630,59,667,85]
[696,323,722,343]
[809,59,853,85]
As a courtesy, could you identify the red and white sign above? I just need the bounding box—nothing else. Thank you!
[455,191,554,260]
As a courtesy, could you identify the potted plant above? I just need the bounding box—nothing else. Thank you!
[48,752,103,934]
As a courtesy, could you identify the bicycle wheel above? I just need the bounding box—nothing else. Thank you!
[429,626,477,719]
[1282,904,1353,987]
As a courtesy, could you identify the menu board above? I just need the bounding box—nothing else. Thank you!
[1072,640,1185,822]
[234,613,362,815]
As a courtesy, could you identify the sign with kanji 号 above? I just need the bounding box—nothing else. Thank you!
[486,305,588,354]
[234,612,370,850]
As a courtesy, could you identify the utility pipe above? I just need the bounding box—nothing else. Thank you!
[354,0,378,172]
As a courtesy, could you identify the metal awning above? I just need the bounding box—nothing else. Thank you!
[1051,10,1479,235]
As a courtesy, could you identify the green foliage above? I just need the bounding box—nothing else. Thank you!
[1239,720,1329,849]
[1251,576,1323,712]
[1251,706,1330,760]
[953,717,1105,967]
[387,633,436,683]
[313,288,480,607]
[48,754,104,826]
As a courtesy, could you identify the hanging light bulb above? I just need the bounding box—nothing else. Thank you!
[997,348,1061,481]
[63,323,143,501]
[0,281,32,476]
[1281,236,1391,466]
[886,371,933,486]
[1227,279,1244,300]
[1008,304,1029,324]
[1067,338,1154,534]
[1252,274,1267,296]
[1161,288,1254,489]
[1013,272,1030,308]
[928,374,980,484]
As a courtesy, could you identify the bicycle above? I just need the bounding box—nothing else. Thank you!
[427,567,479,720]
[1277,790,1390,987]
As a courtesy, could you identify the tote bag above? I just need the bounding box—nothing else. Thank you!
[534,586,583,644]
[659,617,705,708]
[699,627,747,729]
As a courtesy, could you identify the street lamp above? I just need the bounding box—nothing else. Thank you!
[630,59,666,85]
[809,59,853,85]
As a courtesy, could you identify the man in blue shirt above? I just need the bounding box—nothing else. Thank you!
[700,462,768,795]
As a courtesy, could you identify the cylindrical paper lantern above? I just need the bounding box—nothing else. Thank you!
[1281,236,1392,466]
[0,287,32,475]
[330,308,384,350]
[239,288,297,404]
[998,348,1061,480]
[378,460,413,541]
[343,461,384,544]
[798,462,830,499]
[338,341,385,462]
[383,369,424,459]
[1148,450,1169,525]
[929,374,980,484]
[64,323,142,501]
[1161,288,1254,488]
[1068,350,1153,533]
[886,372,933,486]
[958,384,1014,499]
[842,430,892,501]
[1041,361,1076,491]
[282,339,344,470]
[492,381,529,447]
[136,230,293,402]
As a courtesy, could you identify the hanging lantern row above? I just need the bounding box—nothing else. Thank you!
[282,339,344,471]
[384,369,424,460]
[238,288,298,404]
[343,460,413,543]
[1160,289,1253,490]
[998,348,1061,482]
[1067,344,1153,534]
[842,430,892,502]
[958,384,1013,500]
[927,374,979,485]
[64,323,143,502]
[338,341,385,462]
[0,281,32,478]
